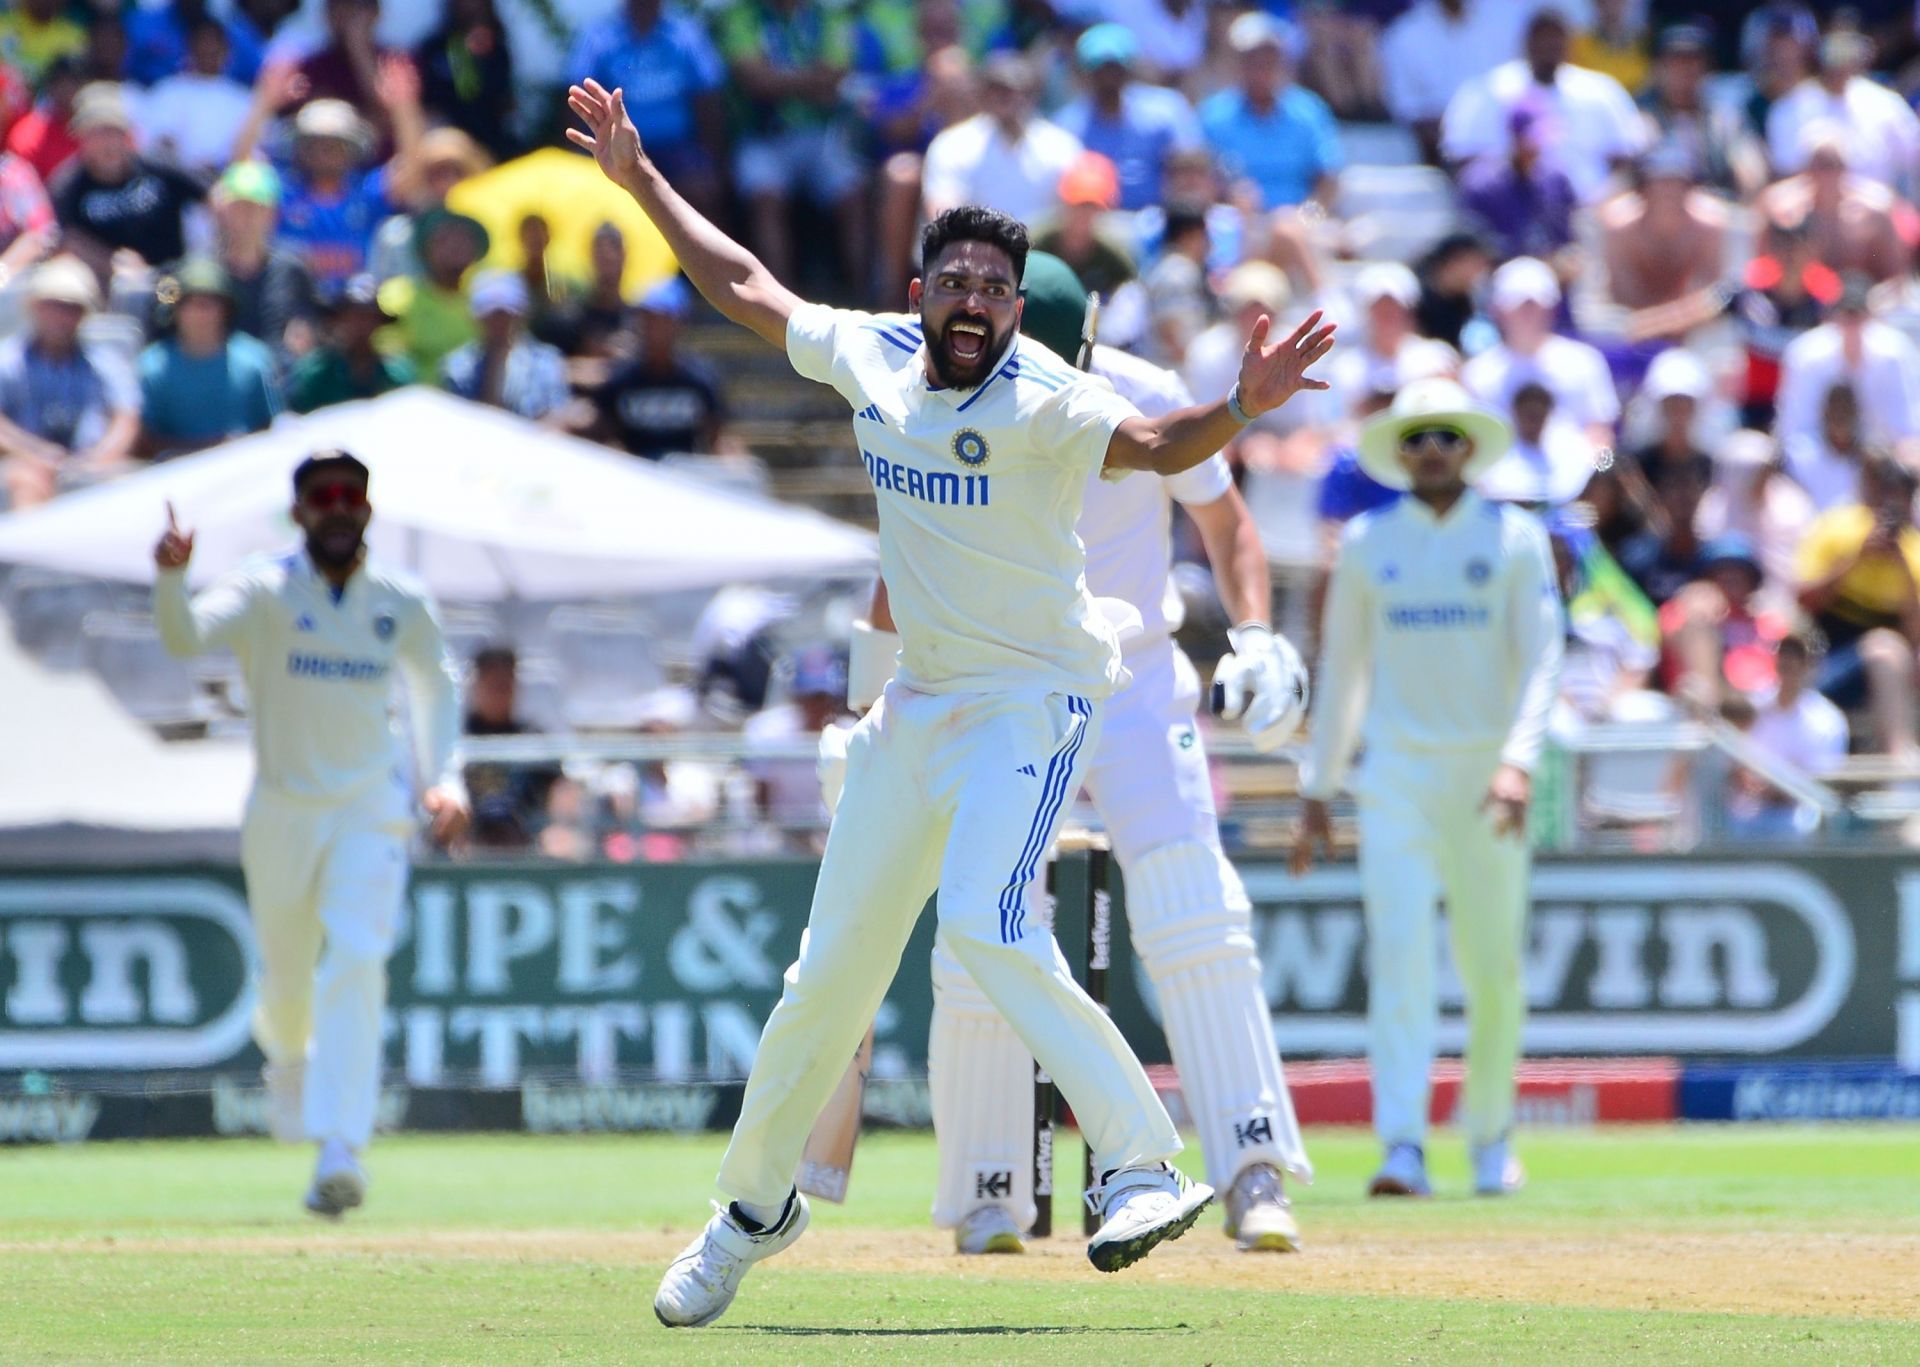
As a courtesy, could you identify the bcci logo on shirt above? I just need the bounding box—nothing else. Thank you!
[1465,559,1491,585]
[373,613,396,640]
[951,427,990,468]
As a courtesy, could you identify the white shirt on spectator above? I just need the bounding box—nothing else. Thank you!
[143,72,254,174]
[1767,75,1920,193]
[1749,685,1848,777]
[1326,335,1459,418]
[1773,320,1920,451]
[922,114,1083,227]
[1463,334,1621,432]
[1781,433,1867,512]
[1380,0,1530,126]
[1476,418,1599,506]
[1697,469,1816,613]
[1441,57,1647,202]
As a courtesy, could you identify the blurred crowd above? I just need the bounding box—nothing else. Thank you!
[6,0,1920,848]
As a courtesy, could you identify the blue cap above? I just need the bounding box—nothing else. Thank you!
[637,275,693,318]
[1076,22,1137,70]
[791,646,847,699]
[1699,534,1762,578]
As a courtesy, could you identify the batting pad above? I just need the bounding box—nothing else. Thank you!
[928,937,1037,1230]
[1127,840,1313,1188]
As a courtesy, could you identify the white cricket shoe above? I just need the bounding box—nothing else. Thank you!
[654,1190,810,1328]
[954,1204,1026,1255]
[303,1138,366,1219]
[263,1062,305,1143]
[1223,1162,1301,1252]
[1084,1163,1213,1273]
[1472,1137,1526,1196]
[1368,1143,1432,1198]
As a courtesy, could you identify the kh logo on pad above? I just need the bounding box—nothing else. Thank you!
[1233,1116,1274,1148]
[951,427,991,467]
[975,1170,1014,1199]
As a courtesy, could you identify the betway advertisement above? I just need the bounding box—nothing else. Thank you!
[0,855,1915,1096]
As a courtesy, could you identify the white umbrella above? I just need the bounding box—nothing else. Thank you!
[0,389,875,599]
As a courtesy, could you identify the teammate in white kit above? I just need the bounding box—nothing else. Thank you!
[153,451,469,1217]
[564,80,1335,1328]
[1291,380,1562,1199]
[891,256,1315,1254]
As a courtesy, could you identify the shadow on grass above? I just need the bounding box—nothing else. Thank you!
[733,1326,1167,1338]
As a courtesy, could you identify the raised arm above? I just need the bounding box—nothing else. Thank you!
[1104,311,1335,477]
[568,79,802,350]
[152,503,257,657]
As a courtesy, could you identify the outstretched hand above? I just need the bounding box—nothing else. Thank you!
[566,79,645,192]
[1236,310,1337,419]
[154,501,194,571]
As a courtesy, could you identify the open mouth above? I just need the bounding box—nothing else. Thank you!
[945,317,990,364]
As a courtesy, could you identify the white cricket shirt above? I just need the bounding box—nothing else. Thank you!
[155,549,463,805]
[1300,491,1563,799]
[1077,344,1232,648]
[788,305,1139,698]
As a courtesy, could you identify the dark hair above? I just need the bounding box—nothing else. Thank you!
[472,644,517,674]
[920,206,1029,285]
[187,15,227,43]
[1162,200,1210,244]
[1777,630,1819,662]
[291,448,369,495]
[1864,452,1916,501]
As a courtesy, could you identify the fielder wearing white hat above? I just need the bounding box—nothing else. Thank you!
[1489,256,1561,312]
[1356,377,1512,491]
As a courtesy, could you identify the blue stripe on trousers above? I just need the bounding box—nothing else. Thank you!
[996,695,1092,943]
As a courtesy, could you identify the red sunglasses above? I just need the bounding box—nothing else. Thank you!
[302,483,368,512]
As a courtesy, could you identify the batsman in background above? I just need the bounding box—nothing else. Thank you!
[1291,379,1562,1199]
[836,256,1314,1255]
[154,451,469,1217]
[565,79,1333,1329]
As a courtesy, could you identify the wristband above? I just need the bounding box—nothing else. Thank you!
[1226,382,1256,426]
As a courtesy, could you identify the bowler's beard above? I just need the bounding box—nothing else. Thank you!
[923,312,1011,391]
[307,520,366,572]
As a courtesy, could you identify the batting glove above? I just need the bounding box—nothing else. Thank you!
[1212,622,1309,753]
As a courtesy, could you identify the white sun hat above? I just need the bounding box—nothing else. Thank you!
[1357,377,1512,491]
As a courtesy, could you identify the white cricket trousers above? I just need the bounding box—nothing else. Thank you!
[240,783,410,1149]
[718,680,1181,1208]
[1356,745,1530,1149]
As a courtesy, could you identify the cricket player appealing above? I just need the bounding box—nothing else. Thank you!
[1291,379,1562,1199]
[854,256,1316,1255]
[154,451,468,1217]
[564,80,1334,1328]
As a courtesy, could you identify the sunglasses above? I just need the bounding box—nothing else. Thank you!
[1399,426,1468,454]
[303,483,368,512]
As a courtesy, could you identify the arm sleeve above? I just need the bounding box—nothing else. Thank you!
[785,301,859,391]
[1581,345,1621,425]
[1501,517,1565,772]
[153,566,256,657]
[1298,526,1372,800]
[1029,372,1141,473]
[395,591,464,795]
[1167,452,1234,505]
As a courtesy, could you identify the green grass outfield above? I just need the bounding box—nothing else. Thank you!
[1,1126,1915,1365]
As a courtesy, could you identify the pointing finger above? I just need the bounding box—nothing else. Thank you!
[165,500,178,532]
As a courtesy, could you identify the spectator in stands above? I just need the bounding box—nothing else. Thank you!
[1055,23,1202,214]
[440,271,569,422]
[376,205,487,377]
[535,221,630,359]
[714,0,865,291]
[142,18,254,177]
[287,272,413,413]
[1742,3,1817,139]
[205,160,318,368]
[125,0,271,87]
[1639,23,1766,201]
[366,125,489,283]
[50,85,204,284]
[0,134,55,287]
[1412,230,1494,352]
[1729,216,1840,430]
[1724,630,1848,838]
[868,35,976,303]
[1441,7,1646,204]
[1463,256,1619,462]
[923,51,1079,227]
[1616,453,1708,607]
[1138,199,1214,367]
[1476,380,1598,508]
[299,0,399,128]
[414,0,517,161]
[580,275,728,459]
[1597,144,1728,343]
[1754,129,1909,286]
[1550,508,1661,728]
[1380,0,1535,166]
[136,258,281,459]
[1296,2,1386,122]
[0,0,87,86]
[743,645,848,848]
[567,0,724,220]
[1456,104,1578,267]
[0,255,138,508]
[1767,27,1920,195]
[5,55,82,185]
[1087,0,1210,87]
[1200,13,1341,214]
[1629,349,1713,495]
[1661,534,1787,711]
[1032,153,1135,305]
[1784,381,1872,513]
[1325,262,1457,420]
[1794,454,1920,756]
[1696,429,1815,613]
[1568,0,1649,95]
[462,644,558,850]
[1773,275,1920,451]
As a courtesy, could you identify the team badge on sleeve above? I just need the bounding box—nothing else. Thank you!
[951,428,991,468]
